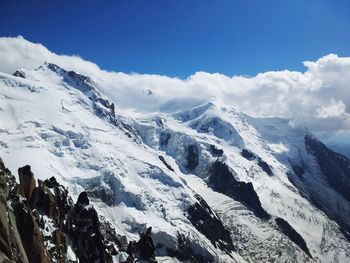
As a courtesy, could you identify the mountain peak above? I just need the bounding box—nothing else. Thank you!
[1,61,350,262]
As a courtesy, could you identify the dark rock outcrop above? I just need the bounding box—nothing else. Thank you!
[187,144,199,170]
[305,133,350,202]
[241,149,273,175]
[158,156,174,172]
[69,192,110,262]
[167,234,214,263]
[30,174,75,248]
[241,149,256,160]
[100,217,128,254]
[257,158,273,176]
[126,227,157,263]
[18,165,36,200]
[209,145,223,157]
[136,227,157,262]
[0,159,17,198]
[17,166,73,263]
[87,185,115,206]
[290,161,305,180]
[0,159,29,263]
[13,70,25,78]
[275,217,312,258]
[340,227,350,243]
[187,194,235,254]
[31,182,59,221]
[11,196,51,263]
[76,191,89,205]
[209,161,270,220]
[159,133,171,147]
[1,159,155,263]
[0,162,51,263]
[74,175,117,207]
[41,176,74,221]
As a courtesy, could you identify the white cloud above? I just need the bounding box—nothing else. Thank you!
[0,36,101,76]
[316,99,347,118]
[1,36,350,135]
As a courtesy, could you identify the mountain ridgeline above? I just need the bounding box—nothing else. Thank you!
[0,159,158,263]
[0,63,349,262]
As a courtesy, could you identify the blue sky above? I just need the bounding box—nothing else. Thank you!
[1,0,349,77]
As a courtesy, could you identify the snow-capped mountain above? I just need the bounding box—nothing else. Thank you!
[0,62,349,262]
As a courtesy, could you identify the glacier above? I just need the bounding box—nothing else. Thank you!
[0,62,349,262]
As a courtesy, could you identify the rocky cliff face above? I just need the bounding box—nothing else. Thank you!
[209,160,270,220]
[0,159,29,263]
[0,158,157,263]
[1,62,350,262]
[305,134,350,202]
[0,159,49,263]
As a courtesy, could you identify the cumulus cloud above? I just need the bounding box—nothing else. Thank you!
[0,36,350,135]
[0,36,101,76]
[316,99,346,119]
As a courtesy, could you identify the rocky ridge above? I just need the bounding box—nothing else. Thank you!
[0,158,157,263]
[0,62,349,262]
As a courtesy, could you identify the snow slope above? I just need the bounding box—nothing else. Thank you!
[0,63,349,262]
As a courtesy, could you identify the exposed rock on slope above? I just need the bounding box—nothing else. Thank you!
[275,217,312,258]
[0,160,49,263]
[186,144,199,170]
[0,159,157,263]
[1,62,350,262]
[69,191,110,262]
[18,165,36,200]
[209,160,270,220]
[13,70,25,78]
[0,159,29,263]
[187,194,235,254]
[241,149,273,176]
[305,133,350,202]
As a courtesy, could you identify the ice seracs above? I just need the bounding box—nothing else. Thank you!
[0,62,349,262]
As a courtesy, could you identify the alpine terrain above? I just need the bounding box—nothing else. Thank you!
[0,61,349,263]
